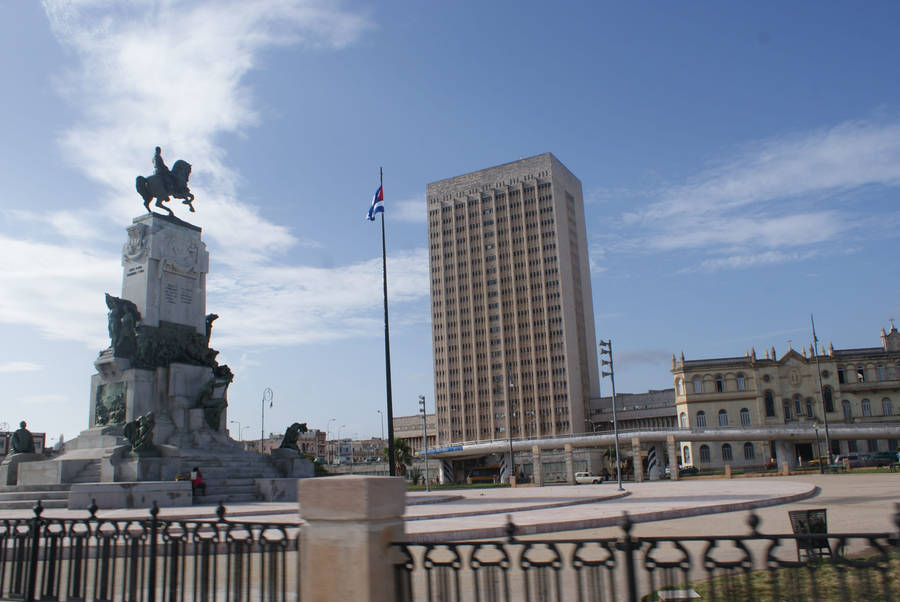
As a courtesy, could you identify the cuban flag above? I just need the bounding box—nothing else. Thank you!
[366,185,384,221]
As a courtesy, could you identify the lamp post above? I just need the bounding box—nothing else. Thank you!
[810,314,833,462]
[814,422,823,474]
[260,388,273,454]
[326,418,336,465]
[599,339,624,492]
[230,420,242,441]
[377,409,385,441]
[506,378,516,485]
[419,395,430,492]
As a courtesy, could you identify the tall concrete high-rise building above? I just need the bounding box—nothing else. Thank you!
[427,153,601,446]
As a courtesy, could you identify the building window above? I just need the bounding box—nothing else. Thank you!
[715,375,724,392]
[679,412,687,428]
[877,364,886,381]
[783,401,792,422]
[806,398,814,418]
[861,399,872,417]
[882,398,893,416]
[743,442,755,461]
[793,395,803,418]
[848,439,858,453]
[736,373,746,390]
[823,386,834,412]
[837,367,845,384]
[867,439,878,453]
[842,400,852,419]
[765,391,775,417]
[683,446,691,463]
[676,378,684,396]
[699,445,711,463]
[692,376,702,394]
[856,366,866,383]
[740,408,750,426]
[696,411,707,427]
[722,443,733,462]
[718,409,728,427]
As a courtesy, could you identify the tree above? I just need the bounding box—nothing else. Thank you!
[383,438,413,476]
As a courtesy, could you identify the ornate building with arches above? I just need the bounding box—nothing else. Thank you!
[671,324,900,468]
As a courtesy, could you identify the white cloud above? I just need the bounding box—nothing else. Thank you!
[0,1,420,352]
[613,118,900,271]
[0,234,119,347]
[391,195,427,223]
[0,361,42,374]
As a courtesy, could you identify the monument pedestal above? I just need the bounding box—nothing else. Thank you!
[0,453,44,486]
[24,213,291,493]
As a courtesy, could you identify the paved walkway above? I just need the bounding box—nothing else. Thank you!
[4,474,895,543]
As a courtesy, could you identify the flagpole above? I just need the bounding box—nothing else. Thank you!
[380,167,397,477]
[811,314,832,462]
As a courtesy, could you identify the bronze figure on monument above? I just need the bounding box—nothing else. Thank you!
[136,146,195,216]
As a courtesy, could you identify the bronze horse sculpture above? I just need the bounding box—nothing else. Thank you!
[136,159,195,216]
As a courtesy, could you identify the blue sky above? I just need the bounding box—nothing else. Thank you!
[1,1,899,445]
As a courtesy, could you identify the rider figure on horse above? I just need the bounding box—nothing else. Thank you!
[153,146,176,195]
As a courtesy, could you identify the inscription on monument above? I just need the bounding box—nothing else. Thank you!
[126,265,145,277]
[164,283,178,304]
[180,288,193,304]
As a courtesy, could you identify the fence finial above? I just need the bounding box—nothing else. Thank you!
[32,499,44,518]
[89,498,98,519]
[505,514,517,542]
[747,511,760,535]
[216,501,227,522]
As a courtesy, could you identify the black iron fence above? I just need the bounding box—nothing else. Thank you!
[393,506,900,602]
[0,501,298,602]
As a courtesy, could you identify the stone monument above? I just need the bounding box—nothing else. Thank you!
[0,421,44,485]
[16,160,312,498]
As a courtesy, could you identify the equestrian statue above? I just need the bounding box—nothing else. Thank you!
[136,146,195,216]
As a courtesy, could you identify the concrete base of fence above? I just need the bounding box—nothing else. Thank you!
[299,476,406,602]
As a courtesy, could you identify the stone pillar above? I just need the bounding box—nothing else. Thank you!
[564,443,575,485]
[532,445,543,487]
[631,437,643,483]
[774,440,795,470]
[724,464,732,478]
[667,435,679,482]
[298,476,405,602]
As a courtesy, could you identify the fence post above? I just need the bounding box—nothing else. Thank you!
[298,476,406,602]
[618,512,638,602]
[25,500,43,602]
[147,501,159,602]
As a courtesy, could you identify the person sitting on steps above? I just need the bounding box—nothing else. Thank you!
[190,467,206,496]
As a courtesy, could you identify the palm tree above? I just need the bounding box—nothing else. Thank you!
[383,438,413,476]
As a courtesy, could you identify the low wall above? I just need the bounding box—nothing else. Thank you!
[68,481,192,509]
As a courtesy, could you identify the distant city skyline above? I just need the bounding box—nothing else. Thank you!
[1,1,899,444]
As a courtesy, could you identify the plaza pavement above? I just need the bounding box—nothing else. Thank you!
[2,473,896,542]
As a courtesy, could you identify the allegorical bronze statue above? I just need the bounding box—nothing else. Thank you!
[106,293,141,358]
[10,421,35,455]
[278,422,308,451]
[124,411,156,455]
[136,146,195,216]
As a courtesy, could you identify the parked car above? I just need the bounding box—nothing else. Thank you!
[575,471,604,484]
[467,466,500,484]
[665,465,699,478]
[870,451,897,467]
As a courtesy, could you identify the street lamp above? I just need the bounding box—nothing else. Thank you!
[810,315,833,463]
[230,419,242,440]
[419,395,430,492]
[377,409,385,441]
[814,422,823,474]
[506,377,516,485]
[599,339,624,492]
[260,388,273,454]
[327,418,336,464]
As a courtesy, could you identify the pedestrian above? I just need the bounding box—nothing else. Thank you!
[191,466,206,496]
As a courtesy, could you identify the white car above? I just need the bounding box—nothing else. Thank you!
[575,472,604,484]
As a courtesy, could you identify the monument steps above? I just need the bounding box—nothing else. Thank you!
[70,460,102,484]
[193,477,263,505]
[0,484,71,510]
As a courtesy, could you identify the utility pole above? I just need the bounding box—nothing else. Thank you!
[419,395,430,492]
[599,339,624,492]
